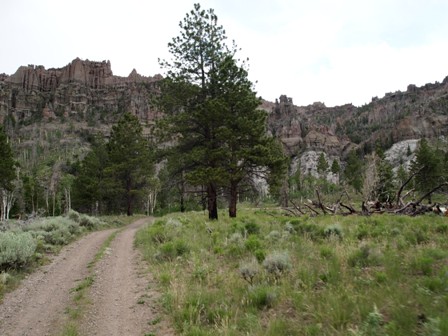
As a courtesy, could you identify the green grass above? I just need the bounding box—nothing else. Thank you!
[135,208,448,335]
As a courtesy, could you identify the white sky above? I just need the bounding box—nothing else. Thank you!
[2,0,448,107]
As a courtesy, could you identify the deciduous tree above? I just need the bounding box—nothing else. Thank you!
[0,126,16,221]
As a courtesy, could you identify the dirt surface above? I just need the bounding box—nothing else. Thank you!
[0,228,115,336]
[79,217,174,336]
[0,218,175,336]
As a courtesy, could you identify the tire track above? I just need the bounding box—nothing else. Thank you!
[0,229,115,336]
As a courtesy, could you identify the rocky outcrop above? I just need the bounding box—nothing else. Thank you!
[384,139,419,172]
[268,76,448,158]
[0,58,161,126]
[267,95,354,158]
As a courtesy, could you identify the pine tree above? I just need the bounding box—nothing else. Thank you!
[344,150,363,193]
[157,4,231,220]
[157,4,286,219]
[317,153,329,177]
[72,136,109,214]
[213,56,286,217]
[410,138,442,203]
[106,113,154,216]
[331,159,341,175]
[376,158,395,203]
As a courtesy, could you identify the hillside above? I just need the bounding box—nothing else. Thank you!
[1,57,447,172]
[0,58,160,168]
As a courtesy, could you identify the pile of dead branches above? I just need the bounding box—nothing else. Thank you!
[283,180,448,217]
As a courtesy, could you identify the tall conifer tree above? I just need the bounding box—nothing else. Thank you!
[106,113,154,216]
[157,4,286,219]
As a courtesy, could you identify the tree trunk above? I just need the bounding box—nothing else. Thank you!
[126,178,132,216]
[229,181,238,218]
[180,171,186,212]
[52,191,56,217]
[207,183,218,220]
[180,193,185,212]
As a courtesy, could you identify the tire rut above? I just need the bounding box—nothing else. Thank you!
[79,217,174,336]
[0,228,115,336]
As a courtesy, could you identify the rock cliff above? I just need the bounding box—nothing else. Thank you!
[266,77,448,177]
[2,57,448,179]
[0,58,161,126]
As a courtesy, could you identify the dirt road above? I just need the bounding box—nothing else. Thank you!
[0,218,173,336]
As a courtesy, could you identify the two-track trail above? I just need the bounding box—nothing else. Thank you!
[0,218,174,336]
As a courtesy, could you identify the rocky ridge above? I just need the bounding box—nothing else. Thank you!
[1,58,448,177]
[266,77,448,176]
[0,58,161,126]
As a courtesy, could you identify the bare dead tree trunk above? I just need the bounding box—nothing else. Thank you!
[315,190,327,215]
[395,168,422,207]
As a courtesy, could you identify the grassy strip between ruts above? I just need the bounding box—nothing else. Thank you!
[60,229,119,336]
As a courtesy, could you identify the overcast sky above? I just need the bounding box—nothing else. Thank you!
[2,0,448,107]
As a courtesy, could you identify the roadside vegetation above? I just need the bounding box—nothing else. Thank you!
[136,207,448,336]
[0,210,127,300]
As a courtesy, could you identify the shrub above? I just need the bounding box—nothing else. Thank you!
[155,239,189,262]
[0,232,37,268]
[348,244,382,268]
[67,209,81,223]
[245,235,262,252]
[352,305,386,336]
[0,272,11,285]
[254,249,266,263]
[155,242,176,261]
[174,239,190,256]
[144,225,170,244]
[263,251,291,276]
[324,224,343,240]
[26,218,75,245]
[228,232,244,245]
[284,222,296,234]
[266,230,282,242]
[244,221,260,235]
[79,214,101,229]
[248,285,277,309]
[239,258,261,285]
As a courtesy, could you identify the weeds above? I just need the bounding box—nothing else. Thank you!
[135,209,448,335]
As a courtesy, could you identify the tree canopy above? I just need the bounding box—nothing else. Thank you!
[73,113,154,216]
[157,3,286,219]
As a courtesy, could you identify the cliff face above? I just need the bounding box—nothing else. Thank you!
[2,57,448,178]
[0,58,161,126]
[266,77,448,176]
[267,77,448,157]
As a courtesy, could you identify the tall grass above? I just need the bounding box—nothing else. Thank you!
[136,209,448,335]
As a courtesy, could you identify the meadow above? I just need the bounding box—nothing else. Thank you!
[136,207,448,336]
